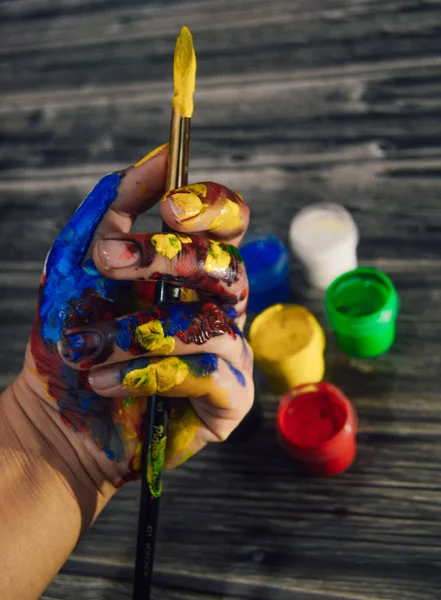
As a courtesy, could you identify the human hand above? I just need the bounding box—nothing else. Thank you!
[17,145,253,487]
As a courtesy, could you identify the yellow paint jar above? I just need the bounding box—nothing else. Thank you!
[249,304,325,393]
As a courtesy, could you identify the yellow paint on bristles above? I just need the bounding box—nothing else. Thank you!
[173,26,196,118]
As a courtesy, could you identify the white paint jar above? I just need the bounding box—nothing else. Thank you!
[289,203,359,290]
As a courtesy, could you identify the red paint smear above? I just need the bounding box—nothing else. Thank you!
[281,392,346,448]
[118,247,137,261]
[174,301,237,345]
[135,280,156,304]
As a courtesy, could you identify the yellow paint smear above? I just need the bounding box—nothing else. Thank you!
[205,242,231,273]
[177,234,192,244]
[160,183,207,203]
[173,26,197,118]
[136,320,175,354]
[122,357,189,396]
[135,142,168,167]
[113,395,147,472]
[209,198,241,231]
[30,369,55,403]
[122,360,229,408]
[151,233,183,259]
[131,441,143,472]
[184,183,207,198]
[165,403,201,460]
[147,433,166,497]
[175,373,229,408]
[179,287,199,302]
[114,396,146,436]
[136,181,150,200]
[170,191,203,219]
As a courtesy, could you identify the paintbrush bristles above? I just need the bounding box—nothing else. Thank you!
[166,26,196,191]
[172,26,196,118]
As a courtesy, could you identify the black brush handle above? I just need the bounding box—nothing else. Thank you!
[133,392,168,600]
[133,224,180,599]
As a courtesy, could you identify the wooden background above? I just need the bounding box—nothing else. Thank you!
[2,0,441,598]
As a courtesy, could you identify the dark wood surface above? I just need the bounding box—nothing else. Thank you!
[2,0,441,598]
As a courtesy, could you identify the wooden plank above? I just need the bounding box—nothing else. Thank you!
[43,566,441,600]
[42,573,247,600]
[2,56,441,176]
[1,0,441,93]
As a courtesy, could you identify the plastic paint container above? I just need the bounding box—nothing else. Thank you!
[240,234,290,313]
[277,382,358,477]
[289,203,358,290]
[325,267,399,358]
[249,304,325,393]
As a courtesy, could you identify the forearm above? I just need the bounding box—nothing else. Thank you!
[0,378,116,600]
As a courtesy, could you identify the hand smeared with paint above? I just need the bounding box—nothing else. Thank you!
[22,145,253,485]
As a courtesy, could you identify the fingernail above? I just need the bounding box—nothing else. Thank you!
[89,367,121,390]
[58,331,102,364]
[98,239,140,269]
[166,187,204,222]
[135,143,168,167]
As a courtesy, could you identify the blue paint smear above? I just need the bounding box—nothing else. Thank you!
[62,332,88,362]
[162,306,192,337]
[231,322,242,338]
[58,362,126,461]
[37,173,130,462]
[115,315,140,352]
[40,173,123,344]
[224,306,238,319]
[186,353,218,377]
[224,359,246,387]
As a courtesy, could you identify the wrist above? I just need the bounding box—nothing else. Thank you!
[3,374,117,533]
[0,381,118,599]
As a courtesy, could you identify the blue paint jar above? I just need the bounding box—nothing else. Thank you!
[240,233,291,313]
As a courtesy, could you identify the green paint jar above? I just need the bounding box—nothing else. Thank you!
[325,267,399,358]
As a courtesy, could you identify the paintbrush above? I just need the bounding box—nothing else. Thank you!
[132,26,196,600]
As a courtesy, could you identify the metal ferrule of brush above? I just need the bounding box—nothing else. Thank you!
[155,114,191,305]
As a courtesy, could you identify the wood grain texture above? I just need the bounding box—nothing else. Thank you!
[1,0,441,598]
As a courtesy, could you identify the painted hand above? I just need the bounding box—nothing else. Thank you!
[22,145,253,486]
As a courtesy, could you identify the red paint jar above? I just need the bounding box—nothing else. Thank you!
[277,382,357,477]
